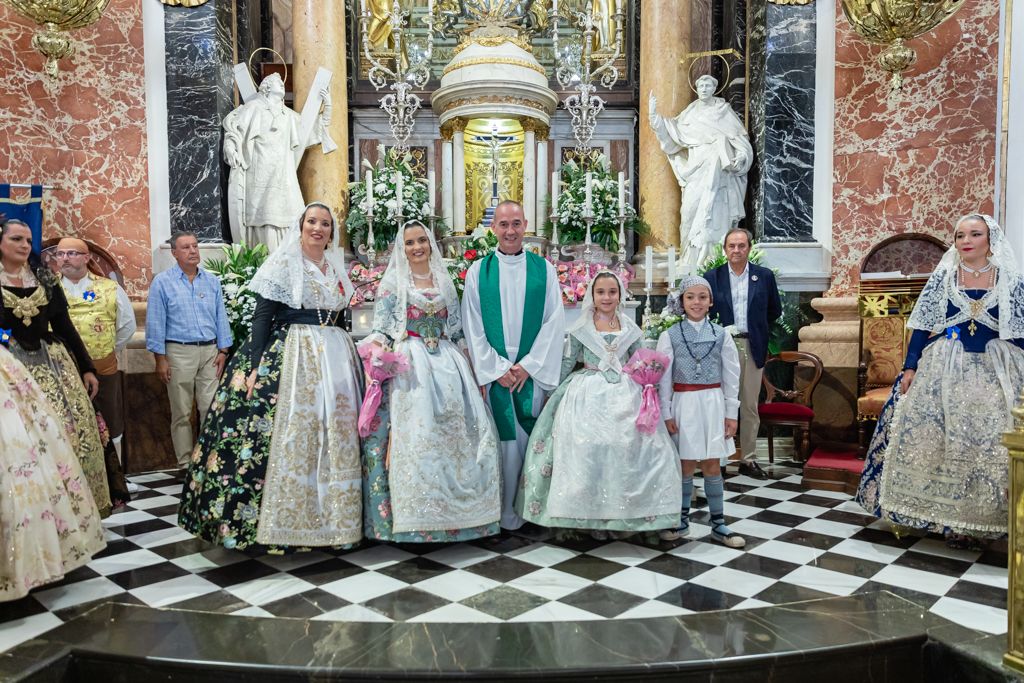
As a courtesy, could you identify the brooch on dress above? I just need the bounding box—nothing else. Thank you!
[0,328,10,345]
[83,290,97,302]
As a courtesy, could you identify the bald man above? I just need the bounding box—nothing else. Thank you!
[56,237,136,466]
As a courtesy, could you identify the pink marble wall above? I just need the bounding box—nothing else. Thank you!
[0,2,151,297]
[831,2,999,295]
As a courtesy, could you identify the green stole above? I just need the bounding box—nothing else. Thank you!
[479,250,548,441]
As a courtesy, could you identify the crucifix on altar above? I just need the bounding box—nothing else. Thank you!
[477,122,516,227]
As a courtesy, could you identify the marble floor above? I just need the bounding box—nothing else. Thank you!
[0,461,1009,655]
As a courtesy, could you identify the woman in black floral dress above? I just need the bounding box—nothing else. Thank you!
[178,203,363,553]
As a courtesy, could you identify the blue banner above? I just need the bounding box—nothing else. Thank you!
[0,184,44,255]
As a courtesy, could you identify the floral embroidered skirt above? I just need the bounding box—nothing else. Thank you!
[179,324,364,552]
[0,348,105,601]
[515,370,681,532]
[361,338,501,543]
[857,338,1024,536]
[8,339,111,518]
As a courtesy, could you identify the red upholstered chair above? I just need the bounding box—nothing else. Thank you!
[758,351,823,462]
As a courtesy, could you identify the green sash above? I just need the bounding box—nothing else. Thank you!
[479,251,547,441]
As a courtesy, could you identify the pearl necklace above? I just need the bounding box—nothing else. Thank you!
[594,312,620,330]
[410,270,433,281]
[960,260,994,279]
[0,265,30,287]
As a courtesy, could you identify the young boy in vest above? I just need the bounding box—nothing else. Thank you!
[656,275,745,548]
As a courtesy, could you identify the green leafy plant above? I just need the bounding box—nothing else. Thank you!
[544,155,648,252]
[204,243,268,343]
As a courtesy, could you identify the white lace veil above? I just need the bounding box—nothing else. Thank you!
[372,219,462,343]
[248,202,355,309]
[907,213,1024,340]
[568,270,641,373]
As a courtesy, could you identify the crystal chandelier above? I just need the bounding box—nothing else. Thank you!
[549,0,625,153]
[3,0,111,77]
[358,0,435,154]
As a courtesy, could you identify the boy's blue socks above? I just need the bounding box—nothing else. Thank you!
[681,475,694,513]
[704,474,725,524]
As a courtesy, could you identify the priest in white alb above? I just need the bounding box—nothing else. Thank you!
[462,200,565,530]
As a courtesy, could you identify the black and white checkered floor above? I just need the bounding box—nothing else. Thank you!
[1,462,1009,653]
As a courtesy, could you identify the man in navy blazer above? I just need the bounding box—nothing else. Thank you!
[703,227,782,479]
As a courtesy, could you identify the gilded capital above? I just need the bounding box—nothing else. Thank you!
[449,117,469,133]
[534,123,550,141]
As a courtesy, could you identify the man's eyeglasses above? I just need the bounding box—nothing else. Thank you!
[53,250,87,259]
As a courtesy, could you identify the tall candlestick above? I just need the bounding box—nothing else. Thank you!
[667,246,677,288]
[365,170,374,204]
[427,169,435,215]
[645,246,653,289]
[584,171,593,217]
[617,171,625,214]
[394,172,403,218]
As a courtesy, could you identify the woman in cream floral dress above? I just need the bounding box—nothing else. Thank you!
[0,345,105,601]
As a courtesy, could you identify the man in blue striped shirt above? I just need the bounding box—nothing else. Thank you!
[146,231,233,467]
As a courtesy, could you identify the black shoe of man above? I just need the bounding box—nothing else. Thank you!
[737,460,769,480]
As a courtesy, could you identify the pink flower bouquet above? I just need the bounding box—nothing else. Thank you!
[357,345,411,437]
[622,348,670,435]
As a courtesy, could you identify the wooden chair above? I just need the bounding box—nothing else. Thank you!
[758,351,823,462]
[856,232,946,456]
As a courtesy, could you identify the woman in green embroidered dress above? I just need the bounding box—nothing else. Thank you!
[360,220,501,542]
[515,272,681,537]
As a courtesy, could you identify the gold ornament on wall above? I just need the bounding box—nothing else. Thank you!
[840,0,967,93]
[3,0,113,77]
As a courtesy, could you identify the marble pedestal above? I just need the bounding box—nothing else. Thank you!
[798,296,860,444]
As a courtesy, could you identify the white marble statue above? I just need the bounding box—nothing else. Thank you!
[649,75,753,270]
[223,73,334,251]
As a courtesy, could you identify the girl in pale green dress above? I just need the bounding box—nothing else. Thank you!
[515,271,681,536]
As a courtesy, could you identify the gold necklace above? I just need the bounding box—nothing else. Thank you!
[2,285,47,325]
[962,267,997,336]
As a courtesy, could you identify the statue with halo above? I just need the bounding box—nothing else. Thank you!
[223,70,337,251]
[649,74,753,270]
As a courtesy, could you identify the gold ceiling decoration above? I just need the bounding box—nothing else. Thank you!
[3,0,112,77]
[840,0,967,93]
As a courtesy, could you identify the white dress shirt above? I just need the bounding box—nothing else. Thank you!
[728,263,749,333]
[62,274,137,351]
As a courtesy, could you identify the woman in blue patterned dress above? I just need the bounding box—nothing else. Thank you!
[856,214,1024,547]
[360,220,501,542]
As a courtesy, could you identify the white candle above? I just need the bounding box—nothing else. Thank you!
[365,169,374,205]
[584,171,593,217]
[645,246,653,289]
[552,0,558,12]
[551,171,560,212]
[395,172,403,214]
[617,171,625,214]
[667,246,676,288]
[427,169,436,214]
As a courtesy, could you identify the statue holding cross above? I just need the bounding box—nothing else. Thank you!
[223,67,337,251]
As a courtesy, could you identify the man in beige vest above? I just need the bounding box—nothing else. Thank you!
[55,237,136,469]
